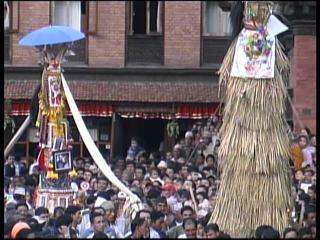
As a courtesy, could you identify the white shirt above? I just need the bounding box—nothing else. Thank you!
[29,162,38,175]
[212,134,219,147]
[77,211,91,237]
[14,163,20,176]
[86,232,94,239]
[71,182,79,192]
[178,233,187,238]
[150,227,160,239]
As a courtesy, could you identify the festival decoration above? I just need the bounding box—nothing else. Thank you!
[18,24,143,217]
[208,1,293,237]
[166,120,180,139]
[16,25,85,213]
[4,100,16,133]
[34,46,76,212]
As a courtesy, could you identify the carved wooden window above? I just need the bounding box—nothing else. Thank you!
[129,1,163,35]
[203,1,231,36]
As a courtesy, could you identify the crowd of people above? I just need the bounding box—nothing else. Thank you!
[4,116,317,238]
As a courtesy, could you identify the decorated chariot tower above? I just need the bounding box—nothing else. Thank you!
[16,25,144,217]
[17,25,86,213]
[34,45,77,212]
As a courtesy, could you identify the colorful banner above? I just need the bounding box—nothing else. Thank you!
[230,28,275,79]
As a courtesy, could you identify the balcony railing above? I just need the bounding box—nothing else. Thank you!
[126,35,163,66]
[201,36,231,66]
[64,38,87,65]
[4,31,10,63]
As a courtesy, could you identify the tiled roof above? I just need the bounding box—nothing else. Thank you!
[4,80,220,103]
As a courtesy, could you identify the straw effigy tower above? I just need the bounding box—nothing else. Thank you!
[209,1,293,237]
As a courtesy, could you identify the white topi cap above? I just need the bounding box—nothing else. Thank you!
[157,160,167,169]
[185,131,193,139]
[14,187,26,196]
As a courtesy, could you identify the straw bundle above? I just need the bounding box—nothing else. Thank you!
[209,37,293,237]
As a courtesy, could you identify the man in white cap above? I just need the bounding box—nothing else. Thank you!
[184,131,195,162]
[171,144,182,163]
[157,160,167,176]
[6,187,27,207]
[202,131,214,158]
[102,200,127,238]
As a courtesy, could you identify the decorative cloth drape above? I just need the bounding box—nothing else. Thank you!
[53,1,81,31]
[205,2,231,36]
[10,102,217,119]
[10,101,113,117]
[176,104,219,119]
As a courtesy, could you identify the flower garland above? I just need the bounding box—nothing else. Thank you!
[244,31,272,61]
[4,115,16,133]
[167,120,179,139]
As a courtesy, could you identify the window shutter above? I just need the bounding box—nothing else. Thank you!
[4,1,10,29]
[157,1,161,33]
[146,1,150,34]
[88,1,98,35]
[205,1,231,36]
[68,1,81,31]
[128,1,133,35]
[11,1,19,33]
[54,2,68,26]
[53,1,81,31]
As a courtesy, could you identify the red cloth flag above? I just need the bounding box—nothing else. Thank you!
[37,148,45,170]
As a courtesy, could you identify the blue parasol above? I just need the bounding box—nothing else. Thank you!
[19,25,85,46]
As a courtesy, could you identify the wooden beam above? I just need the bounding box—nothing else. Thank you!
[88,1,98,35]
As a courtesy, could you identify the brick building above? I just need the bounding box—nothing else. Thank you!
[4,1,316,163]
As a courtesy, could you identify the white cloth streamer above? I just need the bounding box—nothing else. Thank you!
[61,74,143,215]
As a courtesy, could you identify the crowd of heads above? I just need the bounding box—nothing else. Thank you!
[4,118,317,238]
[285,127,317,239]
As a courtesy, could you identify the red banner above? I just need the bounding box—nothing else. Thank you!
[10,101,113,117]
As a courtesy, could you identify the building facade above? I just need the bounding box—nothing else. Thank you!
[4,1,316,163]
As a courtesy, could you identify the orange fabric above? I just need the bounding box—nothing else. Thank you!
[290,145,304,171]
[11,222,30,239]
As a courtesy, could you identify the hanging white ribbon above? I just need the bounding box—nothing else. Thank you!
[61,74,143,213]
